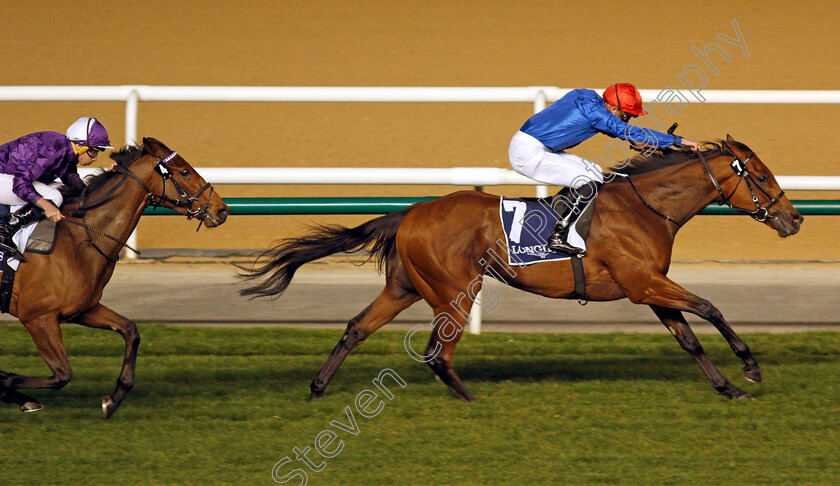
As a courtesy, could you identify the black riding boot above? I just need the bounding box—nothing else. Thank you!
[546,182,602,256]
[0,204,44,256]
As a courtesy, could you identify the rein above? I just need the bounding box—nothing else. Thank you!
[626,176,684,228]
[627,149,785,227]
[62,218,139,263]
[65,151,215,263]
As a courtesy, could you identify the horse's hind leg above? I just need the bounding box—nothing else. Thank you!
[398,249,482,401]
[0,313,72,412]
[0,384,43,412]
[421,296,476,402]
[651,305,751,399]
[401,274,479,401]
[3,313,73,391]
[310,278,420,399]
[74,304,140,418]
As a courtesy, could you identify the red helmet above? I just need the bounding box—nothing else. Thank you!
[602,83,648,116]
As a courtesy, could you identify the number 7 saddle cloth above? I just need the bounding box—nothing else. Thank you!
[499,190,596,266]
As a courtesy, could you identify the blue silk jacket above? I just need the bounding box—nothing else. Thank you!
[520,89,680,152]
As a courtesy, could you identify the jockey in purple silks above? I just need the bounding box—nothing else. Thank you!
[0,117,113,256]
[509,83,699,256]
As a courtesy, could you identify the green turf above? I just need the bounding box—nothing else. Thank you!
[1,325,838,485]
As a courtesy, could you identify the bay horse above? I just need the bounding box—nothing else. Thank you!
[240,135,802,401]
[0,138,229,417]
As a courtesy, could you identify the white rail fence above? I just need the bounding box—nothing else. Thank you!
[77,167,840,190]
[4,85,840,148]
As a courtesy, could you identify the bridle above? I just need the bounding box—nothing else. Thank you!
[627,149,786,228]
[143,151,215,226]
[695,150,785,223]
[67,151,216,262]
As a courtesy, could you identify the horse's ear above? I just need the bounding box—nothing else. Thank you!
[726,134,736,144]
[142,137,165,157]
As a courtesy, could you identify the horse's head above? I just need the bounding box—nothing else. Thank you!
[141,138,230,228]
[718,135,802,237]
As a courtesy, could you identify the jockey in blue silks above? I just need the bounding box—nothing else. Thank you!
[509,83,699,256]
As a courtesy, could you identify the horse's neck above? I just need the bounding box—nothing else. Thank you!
[75,162,156,256]
[626,156,735,226]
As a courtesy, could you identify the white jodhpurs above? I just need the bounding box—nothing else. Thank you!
[0,173,64,210]
[508,131,604,188]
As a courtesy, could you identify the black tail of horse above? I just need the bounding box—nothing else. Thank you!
[238,209,410,299]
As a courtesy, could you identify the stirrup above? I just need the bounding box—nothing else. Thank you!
[0,248,25,262]
[546,225,586,256]
[547,239,586,256]
[0,238,24,262]
[0,240,15,255]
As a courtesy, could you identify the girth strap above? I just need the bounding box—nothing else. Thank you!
[0,259,16,313]
[570,256,588,304]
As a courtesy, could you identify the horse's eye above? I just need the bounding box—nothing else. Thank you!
[180,169,190,177]
[758,174,768,183]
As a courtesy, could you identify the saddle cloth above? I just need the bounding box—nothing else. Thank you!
[499,193,595,266]
[0,208,59,271]
[0,206,60,313]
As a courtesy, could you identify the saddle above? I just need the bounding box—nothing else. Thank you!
[520,186,597,242]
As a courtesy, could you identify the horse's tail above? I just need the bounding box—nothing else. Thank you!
[237,208,411,299]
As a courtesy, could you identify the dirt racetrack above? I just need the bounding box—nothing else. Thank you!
[2,259,833,333]
[1,1,839,262]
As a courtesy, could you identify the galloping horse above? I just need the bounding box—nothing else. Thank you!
[0,138,229,417]
[240,136,802,401]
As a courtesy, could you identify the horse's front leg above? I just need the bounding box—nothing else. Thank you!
[628,273,761,384]
[650,305,751,399]
[75,304,140,418]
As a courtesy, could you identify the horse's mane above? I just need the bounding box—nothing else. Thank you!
[59,138,169,204]
[609,139,751,176]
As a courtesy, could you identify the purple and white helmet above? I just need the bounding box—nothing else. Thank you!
[66,117,114,150]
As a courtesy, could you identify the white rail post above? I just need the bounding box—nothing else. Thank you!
[469,185,484,335]
[533,90,549,198]
[124,88,140,259]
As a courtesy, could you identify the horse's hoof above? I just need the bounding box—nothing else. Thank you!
[744,367,762,383]
[719,384,752,400]
[728,387,753,400]
[449,387,475,402]
[102,395,118,419]
[309,389,325,400]
[20,401,44,413]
